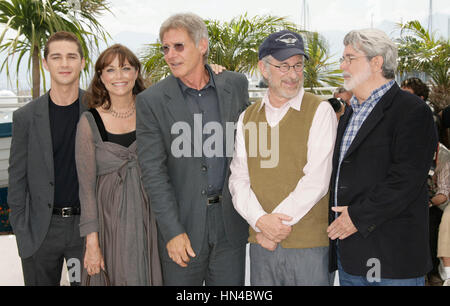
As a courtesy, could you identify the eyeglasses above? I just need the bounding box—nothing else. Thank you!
[339,55,367,65]
[265,61,304,73]
[160,43,185,55]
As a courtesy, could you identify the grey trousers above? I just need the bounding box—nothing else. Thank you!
[21,215,83,286]
[250,243,334,286]
[162,203,246,286]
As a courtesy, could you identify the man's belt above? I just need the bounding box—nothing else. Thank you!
[207,195,222,205]
[52,207,81,217]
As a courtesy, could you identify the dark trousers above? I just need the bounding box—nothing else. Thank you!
[162,203,246,286]
[429,206,443,276]
[21,215,83,286]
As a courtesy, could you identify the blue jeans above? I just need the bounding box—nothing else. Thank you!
[337,252,425,286]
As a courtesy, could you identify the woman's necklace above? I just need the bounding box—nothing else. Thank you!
[108,101,135,119]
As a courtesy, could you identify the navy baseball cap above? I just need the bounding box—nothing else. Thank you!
[258,30,309,61]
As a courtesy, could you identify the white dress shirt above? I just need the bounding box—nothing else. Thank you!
[229,88,337,231]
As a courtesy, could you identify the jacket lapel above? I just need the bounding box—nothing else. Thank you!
[164,75,195,128]
[343,83,398,159]
[33,92,54,179]
[210,67,232,127]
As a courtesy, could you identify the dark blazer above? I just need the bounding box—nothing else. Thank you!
[136,68,250,262]
[329,83,437,279]
[8,90,86,258]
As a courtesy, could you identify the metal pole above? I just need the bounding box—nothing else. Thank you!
[428,0,433,33]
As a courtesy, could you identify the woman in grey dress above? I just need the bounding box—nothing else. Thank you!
[75,44,162,285]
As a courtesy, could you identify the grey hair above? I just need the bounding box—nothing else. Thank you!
[260,55,274,85]
[343,29,398,79]
[159,12,209,63]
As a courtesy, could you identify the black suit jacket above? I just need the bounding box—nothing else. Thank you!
[329,83,437,279]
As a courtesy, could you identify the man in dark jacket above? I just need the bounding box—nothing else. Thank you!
[8,31,87,285]
[328,28,437,286]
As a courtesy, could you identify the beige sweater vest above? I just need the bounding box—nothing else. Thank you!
[243,92,329,248]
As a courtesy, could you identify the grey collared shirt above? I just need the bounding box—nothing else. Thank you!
[176,65,226,196]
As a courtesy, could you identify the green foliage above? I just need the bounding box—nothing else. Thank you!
[303,31,342,91]
[397,20,450,91]
[206,14,298,74]
[0,0,112,97]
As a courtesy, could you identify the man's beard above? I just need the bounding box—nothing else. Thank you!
[343,66,372,91]
[267,73,304,101]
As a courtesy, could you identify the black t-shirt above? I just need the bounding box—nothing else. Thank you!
[48,96,80,208]
[106,131,136,148]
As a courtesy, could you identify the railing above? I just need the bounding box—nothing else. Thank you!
[0,86,338,109]
[0,96,32,109]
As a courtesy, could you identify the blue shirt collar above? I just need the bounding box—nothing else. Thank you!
[350,80,395,113]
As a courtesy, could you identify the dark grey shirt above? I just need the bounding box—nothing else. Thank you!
[177,65,226,196]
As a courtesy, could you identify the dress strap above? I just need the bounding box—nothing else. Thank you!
[89,108,108,142]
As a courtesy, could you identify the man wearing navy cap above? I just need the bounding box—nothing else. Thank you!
[229,30,337,285]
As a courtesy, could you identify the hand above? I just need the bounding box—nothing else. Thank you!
[166,233,196,267]
[210,63,226,74]
[256,232,277,251]
[84,243,105,276]
[255,213,292,243]
[430,194,448,207]
[327,206,357,240]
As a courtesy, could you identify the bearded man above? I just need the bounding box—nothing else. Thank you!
[327,28,437,286]
[229,30,337,285]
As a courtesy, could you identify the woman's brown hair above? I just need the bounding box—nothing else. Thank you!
[86,44,146,109]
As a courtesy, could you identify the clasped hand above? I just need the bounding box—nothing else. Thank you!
[255,213,293,251]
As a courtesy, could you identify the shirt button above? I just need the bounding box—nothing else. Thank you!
[201,165,207,172]
[201,190,207,196]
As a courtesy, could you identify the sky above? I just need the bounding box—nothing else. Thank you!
[99,0,449,37]
[1,0,449,91]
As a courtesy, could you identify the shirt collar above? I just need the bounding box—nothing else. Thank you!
[350,80,395,112]
[258,87,305,112]
[177,64,216,93]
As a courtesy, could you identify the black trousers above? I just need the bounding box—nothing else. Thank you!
[21,215,83,286]
[429,206,443,276]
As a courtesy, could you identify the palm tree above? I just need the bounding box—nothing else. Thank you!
[140,42,168,86]
[0,0,111,98]
[206,14,300,74]
[397,20,450,110]
[303,31,342,91]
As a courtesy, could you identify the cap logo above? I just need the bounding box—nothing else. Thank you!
[275,33,298,46]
